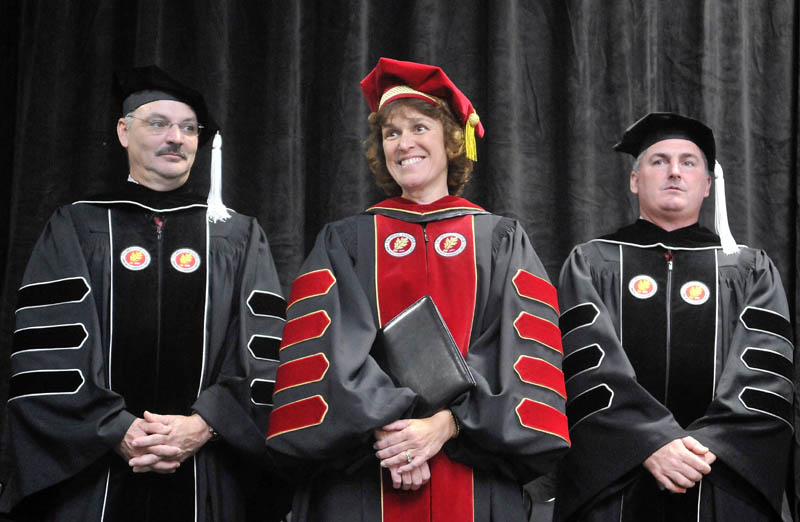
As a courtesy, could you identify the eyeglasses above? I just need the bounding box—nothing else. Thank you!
[126,115,203,137]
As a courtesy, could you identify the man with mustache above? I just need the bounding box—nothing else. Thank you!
[0,66,290,521]
[555,113,794,521]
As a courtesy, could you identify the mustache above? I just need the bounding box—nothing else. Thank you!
[156,145,187,159]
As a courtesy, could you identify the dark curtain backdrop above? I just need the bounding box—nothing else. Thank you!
[1,0,798,517]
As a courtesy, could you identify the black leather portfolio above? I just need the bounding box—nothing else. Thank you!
[372,295,475,417]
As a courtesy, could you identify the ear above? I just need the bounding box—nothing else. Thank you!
[446,143,461,160]
[444,130,461,158]
[117,118,129,148]
[703,174,712,198]
[629,170,639,195]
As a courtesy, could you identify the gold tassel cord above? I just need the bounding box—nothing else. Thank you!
[465,112,480,161]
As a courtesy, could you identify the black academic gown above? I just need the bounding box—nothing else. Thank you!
[266,196,571,522]
[555,220,794,522]
[0,183,291,522]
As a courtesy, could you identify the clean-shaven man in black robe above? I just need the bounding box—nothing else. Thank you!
[555,113,794,522]
[0,67,290,521]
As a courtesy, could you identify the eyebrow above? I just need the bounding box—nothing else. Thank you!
[382,116,433,128]
[650,152,700,160]
[140,112,198,122]
[406,116,434,124]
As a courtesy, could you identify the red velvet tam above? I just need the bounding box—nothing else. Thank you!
[360,57,484,160]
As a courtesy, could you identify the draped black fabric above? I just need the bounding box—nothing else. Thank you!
[0,0,798,519]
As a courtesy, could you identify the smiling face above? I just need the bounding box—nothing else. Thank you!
[117,99,198,191]
[381,107,449,203]
[630,138,712,230]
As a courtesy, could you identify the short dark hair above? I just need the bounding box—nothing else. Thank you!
[364,97,473,196]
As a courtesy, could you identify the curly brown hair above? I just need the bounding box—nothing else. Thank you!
[364,97,473,196]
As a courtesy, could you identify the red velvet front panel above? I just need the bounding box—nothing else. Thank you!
[375,214,475,522]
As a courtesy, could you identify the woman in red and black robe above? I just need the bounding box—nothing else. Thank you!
[266,58,571,522]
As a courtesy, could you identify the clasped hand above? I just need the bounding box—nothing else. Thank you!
[373,410,456,491]
[115,411,213,473]
[643,436,716,493]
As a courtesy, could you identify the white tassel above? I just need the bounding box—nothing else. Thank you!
[207,131,231,222]
[713,161,739,254]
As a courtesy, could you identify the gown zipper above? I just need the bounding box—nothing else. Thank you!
[663,251,674,405]
[154,215,164,404]
[422,224,430,288]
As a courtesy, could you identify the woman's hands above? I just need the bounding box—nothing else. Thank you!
[373,410,458,490]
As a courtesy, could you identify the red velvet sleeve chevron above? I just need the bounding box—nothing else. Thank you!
[513,312,563,354]
[512,269,559,313]
[515,399,570,443]
[267,395,329,439]
[280,310,331,350]
[513,356,566,398]
[287,269,336,309]
[273,353,330,395]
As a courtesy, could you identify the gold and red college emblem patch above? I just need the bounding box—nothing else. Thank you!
[120,246,151,271]
[434,232,467,257]
[384,232,416,257]
[628,275,657,299]
[680,281,710,305]
[170,248,201,273]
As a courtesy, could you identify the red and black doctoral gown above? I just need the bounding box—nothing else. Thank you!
[1,183,291,522]
[266,196,571,522]
[555,220,794,522]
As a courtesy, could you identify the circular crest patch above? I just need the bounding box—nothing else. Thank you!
[434,232,467,257]
[680,281,710,305]
[384,233,416,257]
[120,246,151,271]
[628,275,657,299]
[171,248,201,273]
